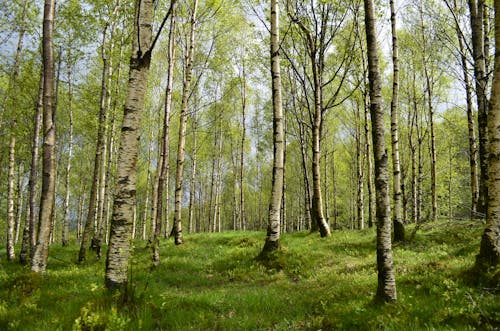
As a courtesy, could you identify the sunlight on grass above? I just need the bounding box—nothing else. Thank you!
[0,221,498,330]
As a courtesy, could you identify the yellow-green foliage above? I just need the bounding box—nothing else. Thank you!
[0,221,498,330]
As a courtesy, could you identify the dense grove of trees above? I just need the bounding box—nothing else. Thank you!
[1,0,499,301]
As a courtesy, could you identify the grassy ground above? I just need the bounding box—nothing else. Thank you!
[0,220,498,330]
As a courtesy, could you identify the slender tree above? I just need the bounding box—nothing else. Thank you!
[153,8,175,261]
[261,0,284,254]
[20,73,43,264]
[172,0,198,245]
[61,54,74,247]
[105,0,175,289]
[363,0,397,301]
[390,0,405,241]
[475,0,500,271]
[469,0,489,216]
[7,134,16,260]
[31,0,57,273]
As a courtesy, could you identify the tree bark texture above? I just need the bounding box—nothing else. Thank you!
[262,0,284,254]
[62,59,74,247]
[452,0,479,213]
[173,0,198,245]
[31,0,56,273]
[469,0,489,216]
[390,0,405,241]
[476,0,500,270]
[105,0,155,290]
[7,135,16,261]
[79,24,113,262]
[363,0,397,302]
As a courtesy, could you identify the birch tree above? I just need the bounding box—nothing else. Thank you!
[31,0,57,273]
[172,0,198,245]
[363,0,397,301]
[475,0,500,272]
[261,0,284,254]
[105,0,175,289]
[390,0,405,241]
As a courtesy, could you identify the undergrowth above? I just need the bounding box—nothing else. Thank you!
[0,220,498,330]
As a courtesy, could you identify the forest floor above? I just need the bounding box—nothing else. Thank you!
[0,220,499,330]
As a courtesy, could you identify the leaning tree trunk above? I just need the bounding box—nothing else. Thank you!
[172,0,198,245]
[475,0,500,271]
[363,0,397,302]
[105,0,156,290]
[261,0,285,255]
[390,0,405,241]
[31,0,57,273]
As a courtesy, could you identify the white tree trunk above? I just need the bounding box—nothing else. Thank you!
[105,0,155,289]
[31,0,57,273]
[261,0,285,254]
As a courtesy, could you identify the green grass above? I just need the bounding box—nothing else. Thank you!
[0,221,498,330]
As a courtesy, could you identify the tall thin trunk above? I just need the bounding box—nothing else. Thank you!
[31,0,56,273]
[7,135,16,261]
[239,62,247,230]
[282,118,287,233]
[2,1,27,255]
[77,185,86,239]
[79,26,111,262]
[298,120,312,228]
[142,128,154,240]
[17,0,35,264]
[103,29,125,245]
[364,95,375,228]
[364,0,397,302]
[212,121,223,232]
[453,0,479,213]
[390,0,405,241]
[475,0,500,271]
[311,89,330,237]
[208,141,216,231]
[261,0,284,254]
[449,145,453,218]
[103,113,117,245]
[418,2,437,222]
[150,146,162,240]
[105,0,159,290]
[332,150,338,229]
[469,0,489,216]
[188,114,198,233]
[49,48,62,245]
[15,164,24,245]
[356,104,365,230]
[172,0,198,245]
[62,58,74,247]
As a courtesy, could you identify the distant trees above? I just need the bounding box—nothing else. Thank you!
[0,0,496,300]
